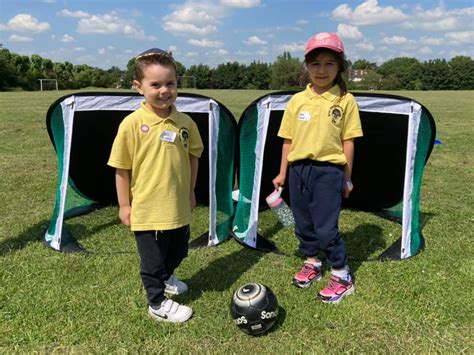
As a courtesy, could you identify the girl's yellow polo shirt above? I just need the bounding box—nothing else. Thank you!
[278,84,363,165]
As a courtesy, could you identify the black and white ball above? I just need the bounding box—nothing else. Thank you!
[230,283,278,335]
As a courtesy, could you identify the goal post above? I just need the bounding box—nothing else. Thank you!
[38,79,58,91]
[178,75,196,89]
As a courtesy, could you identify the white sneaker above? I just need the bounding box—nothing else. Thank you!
[148,299,193,323]
[165,275,188,295]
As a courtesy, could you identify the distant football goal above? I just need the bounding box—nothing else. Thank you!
[178,75,196,89]
[38,79,58,91]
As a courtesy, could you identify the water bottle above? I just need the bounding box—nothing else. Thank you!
[265,187,295,227]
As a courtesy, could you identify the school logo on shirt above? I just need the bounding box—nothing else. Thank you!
[179,127,190,148]
[328,105,343,125]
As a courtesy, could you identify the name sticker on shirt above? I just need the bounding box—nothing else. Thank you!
[160,130,177,143]
[298,111,311,121]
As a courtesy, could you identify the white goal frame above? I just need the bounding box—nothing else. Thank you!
[38,79,58,91]
[177,75,196,89]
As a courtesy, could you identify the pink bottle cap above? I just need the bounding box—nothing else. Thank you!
[266,187,283,208]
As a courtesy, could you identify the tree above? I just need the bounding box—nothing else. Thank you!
[421,59,451,90]
[107,66,125,88]
[352,59,377,70]
[270,52,303,90]
[28,54,44,81]
[123,57,136,89]
[245,61,271,89]
[175,61,186,77]
[355,70,382,90]
[213,62,247,89]
[378,57,423,90]
[449,56,474,90]
[186,64,211,89]
[0,49,16,90]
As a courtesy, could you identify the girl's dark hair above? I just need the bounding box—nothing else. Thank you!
[134,51,177,82]
[301,48,349,95]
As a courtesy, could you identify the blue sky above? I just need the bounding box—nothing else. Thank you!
[1,0,473,69]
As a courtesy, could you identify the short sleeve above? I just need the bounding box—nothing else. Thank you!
[277,98,295,140]
[342,95,363,140]
[107,120,134,170]
[188,119,204,158]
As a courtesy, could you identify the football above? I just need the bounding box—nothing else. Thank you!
[230,283,278,335]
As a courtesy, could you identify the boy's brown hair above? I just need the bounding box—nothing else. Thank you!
[134,49,177,82]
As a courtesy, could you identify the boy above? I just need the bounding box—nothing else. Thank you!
[108,48,203,322]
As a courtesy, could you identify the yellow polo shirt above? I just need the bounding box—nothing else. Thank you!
[108,102,204,231]
[278,84,363,165]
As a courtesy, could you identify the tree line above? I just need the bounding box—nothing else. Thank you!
[1,47,473,91]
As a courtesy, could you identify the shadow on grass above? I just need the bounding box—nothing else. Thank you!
[184,243,266,303]
[419,211,435,229]
[344,223,386,273]
[0,214,125,256]
[0,219,50,256]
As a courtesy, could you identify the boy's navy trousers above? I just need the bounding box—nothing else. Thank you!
[134,225,190,308]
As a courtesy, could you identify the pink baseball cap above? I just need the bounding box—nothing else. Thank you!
[304,32,344,56]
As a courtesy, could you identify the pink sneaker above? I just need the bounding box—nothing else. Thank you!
[292,262,322,288]
[318,274,354,304]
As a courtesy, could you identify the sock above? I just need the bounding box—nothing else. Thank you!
[305,259,322,268]
[331,266,350,280]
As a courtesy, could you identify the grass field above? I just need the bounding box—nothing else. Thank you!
[0,89,473,352]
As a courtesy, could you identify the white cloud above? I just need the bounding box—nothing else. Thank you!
[77,13,155,40]
[221,0,261,8]
[445,31,474,44]
[278,42,305,53]
[98,48,106,55]
[57,9,90,18]
[420,37,443,46]
[162,2,225,37]
[61,34,74,43]
[163,22,217,36]
[297,19,309,25]
[186,52,198,57]
[355,42,375,51]
[337,24,362,39]
[0,14,50,33]
[73,47,85,52]
[215,49,229,55]
[419,46,433,54]
[244,35,267,45]
[9,34,33,42]
[332,0,407,26]
[402,4,474,32]
[188,38,223,48]
[382,35,408,45]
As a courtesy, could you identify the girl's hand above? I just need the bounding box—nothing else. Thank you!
[190,191,197,211]
[342,179,353,198]
[272,174,286,190]
[119,206,131,226]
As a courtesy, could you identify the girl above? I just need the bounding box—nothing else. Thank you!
[272,32,363,304]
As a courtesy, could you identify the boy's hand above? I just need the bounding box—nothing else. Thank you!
[342,179,353,198]
[190,191,197,211]
[119,206,131,226]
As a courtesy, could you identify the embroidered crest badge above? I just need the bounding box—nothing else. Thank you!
[179,127,190,148]
[328,105,343,124]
